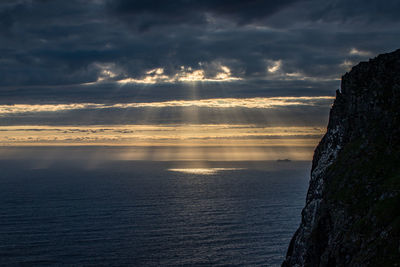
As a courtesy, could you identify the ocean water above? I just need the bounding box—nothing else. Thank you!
[0,160,310,266]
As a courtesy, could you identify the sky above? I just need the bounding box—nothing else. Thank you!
[1,0,400,160]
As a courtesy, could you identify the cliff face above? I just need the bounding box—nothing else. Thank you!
[283,49,400,267]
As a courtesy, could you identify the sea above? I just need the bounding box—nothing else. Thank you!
[0,159,310,266]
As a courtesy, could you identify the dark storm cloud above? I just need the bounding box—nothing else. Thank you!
[107,0,302,31]
[309,0,400,23]
[0,79,338,104]
[0,0,399,107]
[0,105,331,127]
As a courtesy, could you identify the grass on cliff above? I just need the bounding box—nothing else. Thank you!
[323,135,400,265]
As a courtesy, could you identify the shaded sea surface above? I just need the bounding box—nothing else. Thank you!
[0,160,310,266]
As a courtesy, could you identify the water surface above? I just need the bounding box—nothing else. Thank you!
[0,160,310,266]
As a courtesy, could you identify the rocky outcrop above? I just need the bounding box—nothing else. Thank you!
[283,49,400,266]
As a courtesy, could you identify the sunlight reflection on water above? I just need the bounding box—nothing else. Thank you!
[168,168,245,175]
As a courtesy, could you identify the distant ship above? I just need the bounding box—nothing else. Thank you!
[276,159,291,162]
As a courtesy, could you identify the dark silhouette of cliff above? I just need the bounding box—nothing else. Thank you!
[283,49,400,266]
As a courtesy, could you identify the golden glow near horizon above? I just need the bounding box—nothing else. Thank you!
[0,97,333,161]
[0,96,334,115]
[0,124,324,160]
[0,124,324,145]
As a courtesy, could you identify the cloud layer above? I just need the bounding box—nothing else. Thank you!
[0,96,334,115]
[1,0,399,100]
[0,124,323,147]
[1,0,399,154]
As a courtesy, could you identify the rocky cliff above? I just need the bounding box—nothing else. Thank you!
[283,49,400,267]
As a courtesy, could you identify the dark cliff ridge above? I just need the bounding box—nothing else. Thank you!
[283,49,400,267]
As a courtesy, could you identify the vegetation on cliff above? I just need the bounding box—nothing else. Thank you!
[283,49,400,266]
